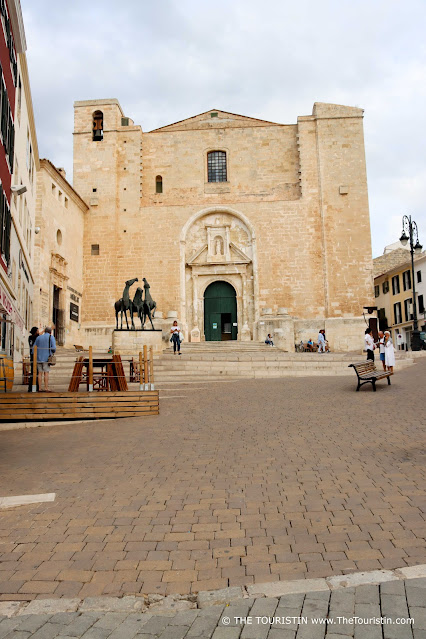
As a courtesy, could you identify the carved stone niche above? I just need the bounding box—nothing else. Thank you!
[206,225,231,263]
[50,253,69,286]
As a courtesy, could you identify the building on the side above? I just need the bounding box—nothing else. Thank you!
[0,0,29,364]
[9,51,39,362]
[72,99,374,352]
[374,246,426,349]
[32,160,88,348]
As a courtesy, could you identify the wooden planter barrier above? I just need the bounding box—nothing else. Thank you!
[0,346,159,421]
[0,390,159,421]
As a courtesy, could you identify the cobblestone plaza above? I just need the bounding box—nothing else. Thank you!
[1,361,425,603]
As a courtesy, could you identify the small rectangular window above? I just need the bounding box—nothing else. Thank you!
[91,244,99,255]
[392,275,400,295]
[403,270,411,291]
[121,117,129,126]
[417,270,422,283]
[382,281,389,294]
[394,302,402,324]
[404,298,413,322]
[211,112,218,118]
[374,285,379,298]
[418,295,425,314]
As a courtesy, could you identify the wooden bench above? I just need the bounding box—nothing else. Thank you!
[348,361,392,392]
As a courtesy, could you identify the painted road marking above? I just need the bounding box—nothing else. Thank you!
[0,493,56,508]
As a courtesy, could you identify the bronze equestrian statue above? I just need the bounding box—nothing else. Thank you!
[131,287,144,330]
[141,278,156,330]
[114,278,138,329]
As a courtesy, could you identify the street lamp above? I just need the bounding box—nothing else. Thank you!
[399,215,423,351]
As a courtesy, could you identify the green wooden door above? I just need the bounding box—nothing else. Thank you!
[204,281,237,341]
[208,313,221,341]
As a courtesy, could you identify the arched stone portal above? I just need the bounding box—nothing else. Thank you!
[204,281,237,341]
[181,207,257,341]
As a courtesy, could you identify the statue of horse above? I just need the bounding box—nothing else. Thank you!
[141,278,156,330]
[114,278,138,329]
[131,286,144,330]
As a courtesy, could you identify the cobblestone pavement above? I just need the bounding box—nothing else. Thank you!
[0,360,425,600]
[1,578,426,638]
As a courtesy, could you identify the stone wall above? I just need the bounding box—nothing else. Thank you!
[73,101,374,351]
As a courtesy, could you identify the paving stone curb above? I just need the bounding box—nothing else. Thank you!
[0,565,425,618]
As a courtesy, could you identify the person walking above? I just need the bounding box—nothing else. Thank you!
[378,330,386,371]
[170,320,182,355]
[384,331,395,373]
[322,330,330,352]
[317,330,326,353]
[27,327,39,392]
[34,326,56,391]
[364,327,375,361]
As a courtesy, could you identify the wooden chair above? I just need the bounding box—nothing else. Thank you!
[68,356,85,392]
[22,357,31,384]
[0,358,6,393]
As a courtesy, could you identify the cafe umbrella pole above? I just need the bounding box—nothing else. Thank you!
[139,351,143,392]
[88,345,93,392]
[143,345,149,391]
[32,345,37,393]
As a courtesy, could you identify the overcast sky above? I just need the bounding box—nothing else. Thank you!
[21,0,426,257]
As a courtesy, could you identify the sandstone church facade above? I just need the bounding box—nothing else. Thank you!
[66,100,373,351]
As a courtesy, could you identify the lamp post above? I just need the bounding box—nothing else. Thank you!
[399,215,423,351]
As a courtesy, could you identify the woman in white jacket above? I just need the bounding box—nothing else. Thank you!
[384,331,395,373]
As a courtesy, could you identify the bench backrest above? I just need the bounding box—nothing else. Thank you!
[350,361,376,375]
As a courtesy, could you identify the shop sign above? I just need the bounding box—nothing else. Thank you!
[0,280,25,332]
[70,302,79,322]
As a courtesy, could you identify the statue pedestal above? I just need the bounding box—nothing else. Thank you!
[113,330,163,355]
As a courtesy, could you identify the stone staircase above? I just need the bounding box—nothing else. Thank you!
[13,343,416,391]
[154,342,415,383]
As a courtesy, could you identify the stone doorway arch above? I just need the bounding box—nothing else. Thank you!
[181,207,258,341]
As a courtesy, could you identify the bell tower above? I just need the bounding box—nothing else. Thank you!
[73,99,142,325]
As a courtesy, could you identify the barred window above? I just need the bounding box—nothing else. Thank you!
[0,186,11,265]
[207,151,227,183]
[156,175,163,194]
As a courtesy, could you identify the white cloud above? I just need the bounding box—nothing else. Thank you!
[22,0,426,257]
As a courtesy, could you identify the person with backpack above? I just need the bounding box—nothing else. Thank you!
[34,326,56,391]
[27,326,39,392]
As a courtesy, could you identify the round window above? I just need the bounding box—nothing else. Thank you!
[56,229,62,245]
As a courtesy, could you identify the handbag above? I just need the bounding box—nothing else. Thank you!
[179,331,184,343]
[47,335,56,366]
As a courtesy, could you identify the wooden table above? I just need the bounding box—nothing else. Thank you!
[82,358,111,391]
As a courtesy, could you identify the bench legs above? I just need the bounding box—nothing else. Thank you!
[355,377,391,391]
